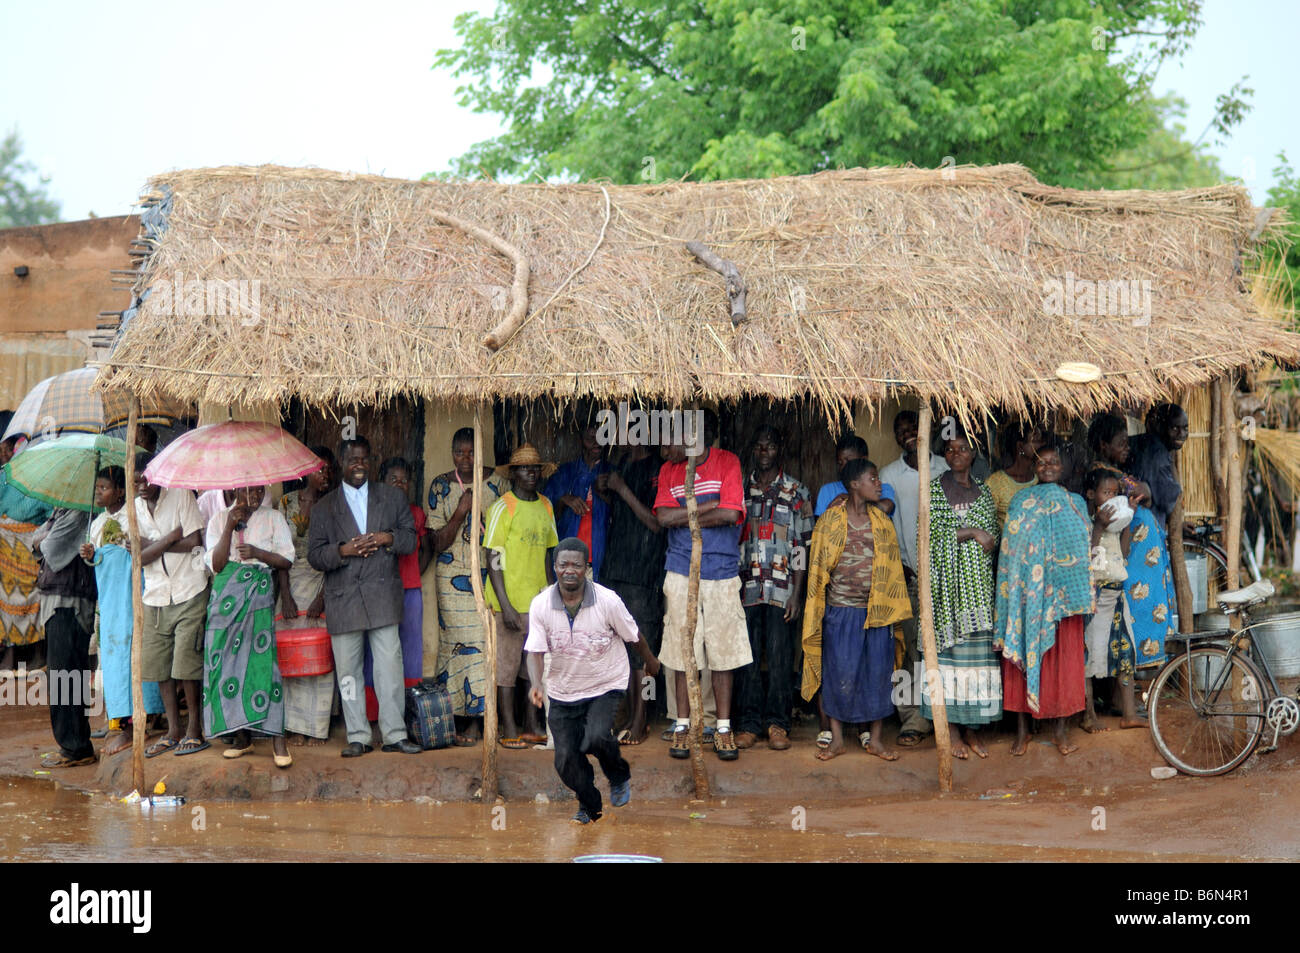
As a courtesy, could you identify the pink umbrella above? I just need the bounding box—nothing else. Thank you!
[143,421,324,490]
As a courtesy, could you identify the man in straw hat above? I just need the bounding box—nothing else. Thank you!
[654,409,752,761]
[525,537,661,823]
[484,443,559,748]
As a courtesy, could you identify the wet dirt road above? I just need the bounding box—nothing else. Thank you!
[5,766,1296,862]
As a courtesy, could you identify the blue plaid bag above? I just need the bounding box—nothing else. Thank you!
[405,680,455,750]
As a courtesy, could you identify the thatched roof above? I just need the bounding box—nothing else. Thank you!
[99,163,1300,422]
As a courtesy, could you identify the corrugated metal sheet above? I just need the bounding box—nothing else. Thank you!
[0,335,90,411]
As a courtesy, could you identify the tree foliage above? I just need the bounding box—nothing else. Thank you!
[434,0,1244,189]
[0,129,60,228]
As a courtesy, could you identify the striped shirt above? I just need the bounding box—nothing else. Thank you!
[654,447,744,580]
[525,582,640,702]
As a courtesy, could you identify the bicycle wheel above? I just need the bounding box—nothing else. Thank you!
[1148,645,1268,776]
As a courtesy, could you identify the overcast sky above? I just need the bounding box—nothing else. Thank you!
[3,0,1295,221]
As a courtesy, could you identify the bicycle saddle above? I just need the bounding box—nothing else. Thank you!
[1216,579,1276,608]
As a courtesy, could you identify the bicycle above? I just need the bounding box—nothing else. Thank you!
[1147,579,1300,776]
[1182,518,1262,604]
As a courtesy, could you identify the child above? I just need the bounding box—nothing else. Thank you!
[1082,470,1144,731]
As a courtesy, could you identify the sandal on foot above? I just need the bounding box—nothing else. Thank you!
[897,730,925,748]
[174,737,210,756]
[145,737,179,759]
[499,737,528,749]
[40,753,96,769]
[617,729,644,746]
[858,730,872,749]
[816,730,833,750]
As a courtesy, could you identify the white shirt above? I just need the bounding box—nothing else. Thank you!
[138,489,209,607]
[88,503,129,549]
[879,452,949,572]
[342,481,368,534]
[204,504,295,572]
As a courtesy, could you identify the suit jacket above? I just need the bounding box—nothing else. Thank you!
[307,481,417,635]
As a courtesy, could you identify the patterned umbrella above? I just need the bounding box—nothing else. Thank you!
[3,433,142,512]
[2,368,190,441]
[143,421,324,490]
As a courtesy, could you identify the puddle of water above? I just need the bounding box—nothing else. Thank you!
[0,776,1258,862]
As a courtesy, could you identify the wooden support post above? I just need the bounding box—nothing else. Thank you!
[1210,384,1228,519]
[468,409,499,798]
[124,397,146,795]
[681,442,711,801]
[915,408,953,793]
[1222,377,1244,632]
[1168,451,1194,636]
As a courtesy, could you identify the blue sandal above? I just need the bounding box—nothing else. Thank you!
[174,737,210,756]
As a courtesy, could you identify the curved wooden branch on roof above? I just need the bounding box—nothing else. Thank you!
[685,240,747,326]
[428,209,530,352]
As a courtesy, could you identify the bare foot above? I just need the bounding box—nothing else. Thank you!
[1009,736,1029,757]
[864,742,899,762]
[287,732,308,747]
[1118,717,1147,730]
[1080,710,1105,733]
[963,730,989,759]
[1055,740,1079,756]
[305,735,328,747]
[103,733,132,756]
[951,740,970,760]
[816,743,846,761]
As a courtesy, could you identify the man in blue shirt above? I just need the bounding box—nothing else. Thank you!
[546,424,612,581]
[814,434,896,516]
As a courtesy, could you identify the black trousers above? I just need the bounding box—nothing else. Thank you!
[548,690,630,817]
[736,603,795,735]
[46,607,93,761]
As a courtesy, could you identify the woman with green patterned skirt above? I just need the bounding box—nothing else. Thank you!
[203,485,296,767]
[924,431,1002,759]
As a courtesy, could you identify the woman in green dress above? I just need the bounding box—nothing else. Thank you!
[204,485,296,767]
[925,430,1002,758]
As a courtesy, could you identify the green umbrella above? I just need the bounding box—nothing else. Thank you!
[3,433,143,512]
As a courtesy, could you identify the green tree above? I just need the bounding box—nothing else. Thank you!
[433,0,1243,189]
[0,128,61,228]
[1261,152,1299,322]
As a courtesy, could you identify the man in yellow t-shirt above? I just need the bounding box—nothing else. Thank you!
[484,444,559,747]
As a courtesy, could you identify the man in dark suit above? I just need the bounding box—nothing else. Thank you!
[308,435,420,756]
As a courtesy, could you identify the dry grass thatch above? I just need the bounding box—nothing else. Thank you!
[97,163,1300,422]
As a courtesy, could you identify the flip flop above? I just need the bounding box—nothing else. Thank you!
[499,737,528,749]
[617,729,644,746]
[816,730,833,749]
[519,732,547,744]
[40,753,96,768]
[174,738,210,757]
[858,730,872,749]
[896,730,925,748]
[90,726,110,739]
[145,738,179,759]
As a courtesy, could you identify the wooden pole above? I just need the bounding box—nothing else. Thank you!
[680,441,711,801]
[915,408,952,792]
[124,397,146,794]
[1209,384,1228,519]
[467,409,498,798]
[1222,377,1244,632]
[1168,450,1194,636]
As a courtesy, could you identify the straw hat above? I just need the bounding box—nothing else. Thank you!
[494,443,557,480]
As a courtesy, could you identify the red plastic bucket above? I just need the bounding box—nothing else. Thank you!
[274,615,333,678]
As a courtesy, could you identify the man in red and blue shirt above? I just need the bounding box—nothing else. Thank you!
[654,409,752,761]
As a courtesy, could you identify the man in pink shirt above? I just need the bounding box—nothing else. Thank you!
[526,537,661,824]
